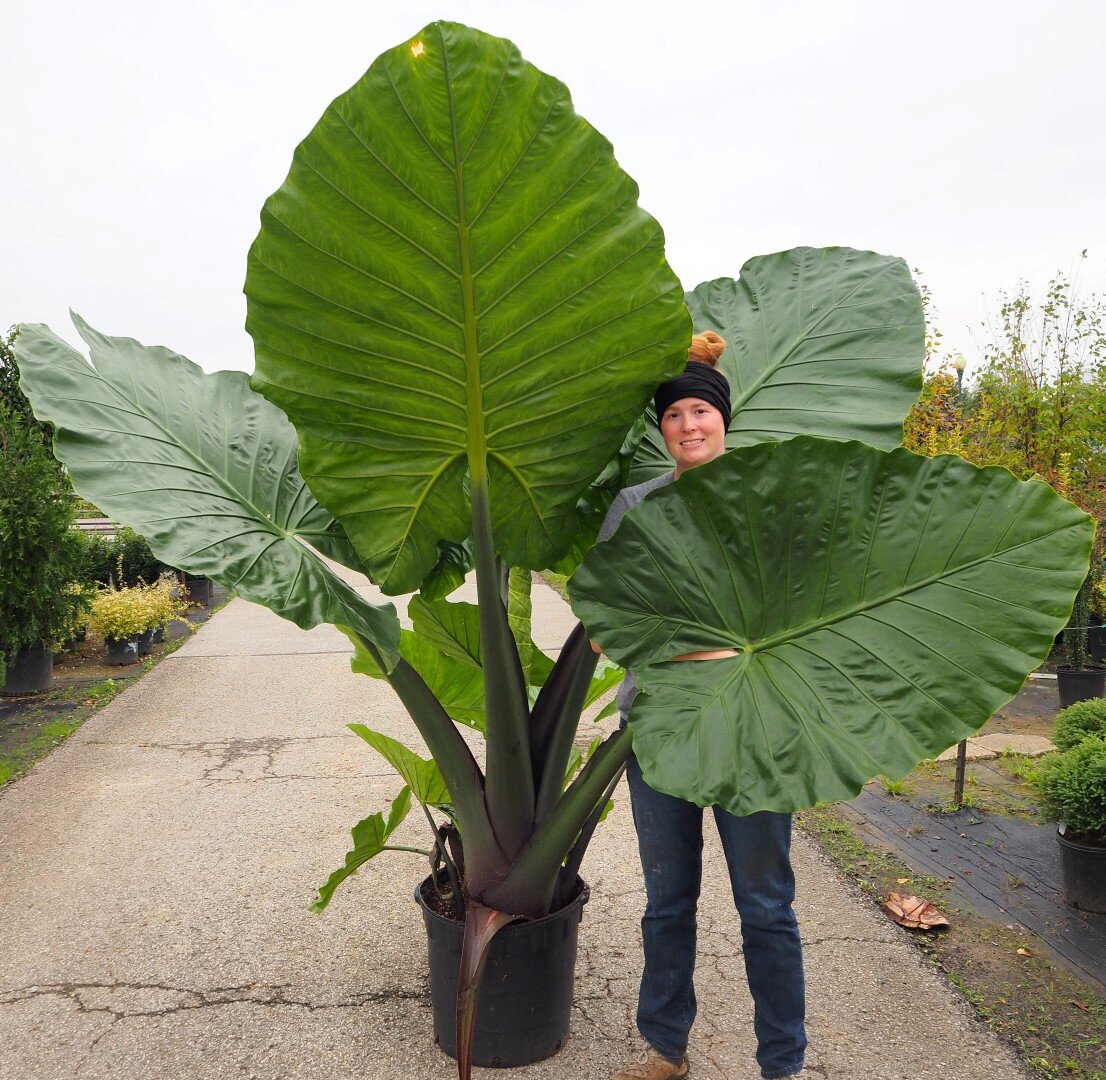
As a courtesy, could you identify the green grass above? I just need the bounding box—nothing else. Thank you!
[878,774,913,797]
[996,751,1055,788]
[0,677,124,787]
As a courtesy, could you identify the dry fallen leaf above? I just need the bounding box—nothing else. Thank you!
[1017,947,1032,957]
[882,893,950,930]
[896,877,910,885]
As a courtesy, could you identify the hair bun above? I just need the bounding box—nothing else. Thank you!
[688,330,726,367]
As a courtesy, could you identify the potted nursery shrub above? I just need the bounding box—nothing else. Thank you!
[87,583,175,665]
[1053,698,1106,752]
[0,401,86,695]
[1039,735,1106,913]
[13,22,1096,1080]
[1058,567,1106,706]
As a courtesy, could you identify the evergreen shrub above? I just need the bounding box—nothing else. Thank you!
[1053,698,1106,752]
[1038,736,1106,844]
[0,403,85,680]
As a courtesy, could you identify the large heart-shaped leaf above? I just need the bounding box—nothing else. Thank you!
[571,437,1094,814]
[631,248,924,482]
[14,318,400,666]
[245,21,689,593]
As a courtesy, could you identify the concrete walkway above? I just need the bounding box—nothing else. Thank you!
[0,570,1030,1079]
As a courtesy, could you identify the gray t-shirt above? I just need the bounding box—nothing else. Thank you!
[595,470,676,718]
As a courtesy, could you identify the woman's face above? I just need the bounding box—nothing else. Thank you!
[660,397,726,476]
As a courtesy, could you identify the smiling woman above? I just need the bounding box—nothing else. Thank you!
[598,331,806,1080]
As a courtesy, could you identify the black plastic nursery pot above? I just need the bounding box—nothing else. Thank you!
[1057,827,1106,913]
[184,574,213,605]
[1056,665,1106,708]
[104,635,143,666]
[1,645,53,695]
[1090,625,1105,665]
[416,876,589,1068]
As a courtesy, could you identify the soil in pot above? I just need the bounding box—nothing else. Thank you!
[416,875,589,1068]
[1057,826,1106,914]
[1057,665,1106,708]
[1,646,54,696]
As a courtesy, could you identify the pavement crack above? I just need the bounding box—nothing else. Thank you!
[800,934,896,946]
[0,980,429,1021]
[98,736,347,782]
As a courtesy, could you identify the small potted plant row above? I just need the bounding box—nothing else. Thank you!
[87,580,187,665]
[1042,699,1106,913]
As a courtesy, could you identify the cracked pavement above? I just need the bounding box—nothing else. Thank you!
[0,571,1029,1078]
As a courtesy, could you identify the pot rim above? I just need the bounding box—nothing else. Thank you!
[414,873,589,932]
[1057,825,1106,852]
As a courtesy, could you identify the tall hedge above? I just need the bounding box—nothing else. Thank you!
[0,403,84,681]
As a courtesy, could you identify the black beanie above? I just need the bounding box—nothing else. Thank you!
[653,363,732,431]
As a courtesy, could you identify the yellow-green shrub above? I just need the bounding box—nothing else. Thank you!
[87,581,185,642]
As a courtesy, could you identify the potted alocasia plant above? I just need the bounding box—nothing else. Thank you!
[14,21,1095,1080]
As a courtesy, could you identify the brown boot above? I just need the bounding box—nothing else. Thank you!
[612,1049,690,1079]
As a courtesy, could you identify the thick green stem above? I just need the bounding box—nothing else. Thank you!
[554,763,626,909]
[470,483,535,861]
[357,637,506,883]
[483,727,633,918]
[531,623,599,824]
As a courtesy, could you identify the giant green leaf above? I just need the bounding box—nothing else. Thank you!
[631,248,924,482]
[245,21,689,593]
[14,318,400,667]
[571,437,1094,814]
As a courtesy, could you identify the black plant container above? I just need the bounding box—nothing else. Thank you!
[104,635,142,666]
[416,876,588,1067]
[1057,827,1106,913]
[1089,624,1105,665]
[1,645,53,695]
[1057,665,1106,708]
[184,574,213,605]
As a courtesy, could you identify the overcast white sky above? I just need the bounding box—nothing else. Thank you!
[4,0,1103,377]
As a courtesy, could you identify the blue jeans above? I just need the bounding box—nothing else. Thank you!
[627,754,807,1079]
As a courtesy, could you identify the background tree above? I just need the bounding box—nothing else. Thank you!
[0,402,85,683]
[1,326,53,450]
[906,259,1106,519]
